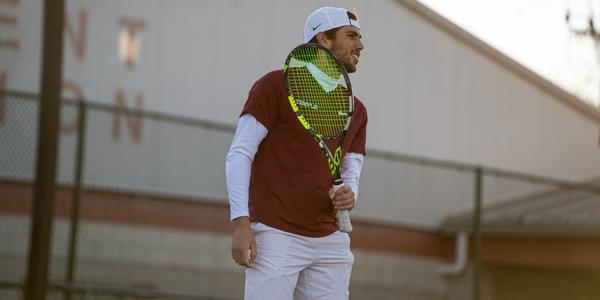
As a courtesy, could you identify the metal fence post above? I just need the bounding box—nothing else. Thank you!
[25,0,65,298]
[65,100,87,300]
[473,167,482,300]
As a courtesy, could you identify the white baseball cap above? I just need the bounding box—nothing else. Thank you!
[304,7,361,43]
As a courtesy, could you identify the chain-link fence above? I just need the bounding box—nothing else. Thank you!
[1,89,600,300]
[0,90,238,299]
[443,168,600,236]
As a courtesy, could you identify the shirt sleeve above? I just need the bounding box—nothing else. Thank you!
[225,114,268,220]
[340,152,364,204]
[240,72,280,130]
[347,100,368,155]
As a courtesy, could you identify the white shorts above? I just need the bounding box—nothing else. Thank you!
[244,222,354,300]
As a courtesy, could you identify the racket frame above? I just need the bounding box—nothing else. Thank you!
[283,43,355,232]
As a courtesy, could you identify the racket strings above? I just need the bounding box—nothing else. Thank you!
[288,47,350,139]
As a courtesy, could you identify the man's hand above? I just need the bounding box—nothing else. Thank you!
[231,217,256,267]
[329,185,356,211]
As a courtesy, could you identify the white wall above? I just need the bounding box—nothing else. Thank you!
[354,0,600,180]
[1,0,599,227]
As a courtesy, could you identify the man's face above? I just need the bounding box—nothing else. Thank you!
[327,26,364,73]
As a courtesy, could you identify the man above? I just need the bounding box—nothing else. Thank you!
[225,7,367,300]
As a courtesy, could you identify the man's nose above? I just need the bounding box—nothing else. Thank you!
[356,39,364,51]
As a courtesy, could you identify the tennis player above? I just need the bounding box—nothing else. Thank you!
[226,7,367,300]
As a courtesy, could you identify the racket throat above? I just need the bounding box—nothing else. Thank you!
[323,145,343,177]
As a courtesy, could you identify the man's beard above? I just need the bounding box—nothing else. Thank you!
[330,42,356,73]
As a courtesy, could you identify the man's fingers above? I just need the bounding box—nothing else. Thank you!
[336,185,352,194]
[338,192,354,202]
[332,187,355,210]
[250,239,257,264]
[330,185,352,198]
[231,245,251,267]
[337,203,355,211]
[328,187,336,199]
[334,187,353,199]
[236,248,251,267]
[232,246,240,263]
[240,249,250,267]
[335,200,355,210]
[231,248,236,263]
[333,195,356,210]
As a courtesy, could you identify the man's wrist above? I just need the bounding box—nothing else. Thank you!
[232,216,250,226]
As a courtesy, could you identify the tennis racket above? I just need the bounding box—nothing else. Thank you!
[283,43,354,233]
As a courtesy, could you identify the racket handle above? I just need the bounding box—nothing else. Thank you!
[333,180,353,233]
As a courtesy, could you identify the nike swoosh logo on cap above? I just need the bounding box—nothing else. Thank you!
[312,23,322,31]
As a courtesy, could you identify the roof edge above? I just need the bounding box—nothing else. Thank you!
[395,0,600,123]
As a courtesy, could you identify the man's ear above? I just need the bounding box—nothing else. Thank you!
[315,32,331,48]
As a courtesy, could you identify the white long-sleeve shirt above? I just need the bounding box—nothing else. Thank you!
[225,114,364,221]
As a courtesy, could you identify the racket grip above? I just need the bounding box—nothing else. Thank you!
[333,180,353,233]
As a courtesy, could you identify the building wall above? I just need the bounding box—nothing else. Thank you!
[0,212,455,300]
[3,182,600,299]
[486,266,600,300]
[2,0,599,228]
[2,0,600,298]
[1,0,598,180]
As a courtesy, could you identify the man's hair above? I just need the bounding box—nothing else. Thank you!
[308,11,358,44]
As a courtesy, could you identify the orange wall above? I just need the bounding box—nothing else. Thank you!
[5,179,600,269]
